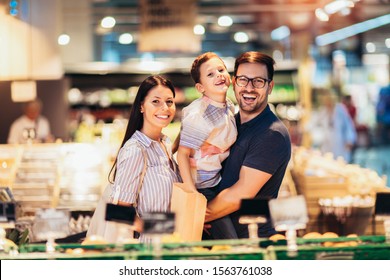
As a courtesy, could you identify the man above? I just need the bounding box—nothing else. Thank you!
[205,51,291,238]
[376,84,390,145]
[7,99,52,144]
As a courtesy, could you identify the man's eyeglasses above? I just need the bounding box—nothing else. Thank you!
[235,75,271,89]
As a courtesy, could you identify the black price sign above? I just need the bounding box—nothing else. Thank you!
[142,212,175,234]
[105,203,136,225]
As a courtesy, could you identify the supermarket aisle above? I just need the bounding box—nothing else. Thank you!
[353,145,390,186]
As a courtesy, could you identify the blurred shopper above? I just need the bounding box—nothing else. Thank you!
[307,88,357,163]
[205,51,291,238]
[177,52,237,239]
[88,76,182,243]
[342,95,357,125]
[7,98,53,144]
[376,84,390,145]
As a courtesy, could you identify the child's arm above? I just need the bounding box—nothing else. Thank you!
[172,132,180,155]
[177,145,197,192]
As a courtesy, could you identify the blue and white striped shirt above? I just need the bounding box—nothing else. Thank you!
[110,130,181,215]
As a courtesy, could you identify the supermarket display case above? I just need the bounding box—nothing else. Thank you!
[1,236,389,260]
[0,143,112,214]
[291,147,390,235]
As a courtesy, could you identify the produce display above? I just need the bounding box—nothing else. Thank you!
[1,234,389,260]
[290,147,389,234]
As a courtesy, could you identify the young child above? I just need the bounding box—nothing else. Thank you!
[177,52,237,239]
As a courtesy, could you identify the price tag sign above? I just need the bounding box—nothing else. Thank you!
[375,192,390,220]
[105,203,136,225]
[0,187,16,224]
[142,212,175,235]
[238,198,270,225]
[269,195,308,231]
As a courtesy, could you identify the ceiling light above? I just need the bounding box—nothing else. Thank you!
[101,16,116,29]
[385,38,390,48]
[365,42,376,53]
[234,32,249,43]
[119,33,133,44]
[315,8,329,22]
[271,26,290,41]
[193,24,205,35]
[218,16,233,27]
[324,0,354,15]
[58,33,70,45]
[315,14,390,46]
[339,8,351,16]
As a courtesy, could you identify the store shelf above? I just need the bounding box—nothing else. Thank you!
[0,143,112,214]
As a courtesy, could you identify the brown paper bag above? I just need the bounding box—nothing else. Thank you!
[170,183,207,242]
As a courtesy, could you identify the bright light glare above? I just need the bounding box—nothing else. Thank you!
[101,16,116,28]
[271,25,290,41]
[218,16,233,27]
[365,42,376,53]
[193,24,205,35]
[385,38,390,48]
[234,32,249,43]
[119,33,133,44]
[324,0,354,15]
[315,14,390,46]
[315,8,329,22]
[58,34,70,45]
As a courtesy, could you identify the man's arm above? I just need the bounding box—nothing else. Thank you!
[205,165,272,222]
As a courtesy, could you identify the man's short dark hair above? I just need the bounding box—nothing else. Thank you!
[234,51,275,81]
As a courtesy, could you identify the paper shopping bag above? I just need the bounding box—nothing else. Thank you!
[87,184,135,243]
[170,183,207,242]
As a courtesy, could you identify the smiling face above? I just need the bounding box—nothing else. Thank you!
[195,57,231,102]
[141,85,176,138]
[233,62,274,122]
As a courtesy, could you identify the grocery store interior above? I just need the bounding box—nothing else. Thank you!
[1,0,390,259]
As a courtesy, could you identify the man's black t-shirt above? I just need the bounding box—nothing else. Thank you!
[218,105,291,237]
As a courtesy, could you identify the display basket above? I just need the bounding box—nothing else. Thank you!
[269,235,390,260]
[15,238,267,260]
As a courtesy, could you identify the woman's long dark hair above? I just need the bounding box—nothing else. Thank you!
[108,75,176,183]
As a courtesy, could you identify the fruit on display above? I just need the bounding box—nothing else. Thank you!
[322,232,339,238]
[269,234,286,241]
[302,232,322,239]
[81,235,108,245]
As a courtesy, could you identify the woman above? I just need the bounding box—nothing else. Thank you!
[90,75,182,242]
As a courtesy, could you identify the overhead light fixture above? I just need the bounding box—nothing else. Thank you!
[58,33,70,45]
[315,0,358,21]
[324,0,354,15]
[385,38,390,49]
[218,16,233,27]
[271,26,290,41]
[315,14,390,46]
[193,24,205,35]
[119,33,133,44]
[365,42,376,53]
[234,32,249,43]
[315,8,329,22]
[101,16,116,29]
